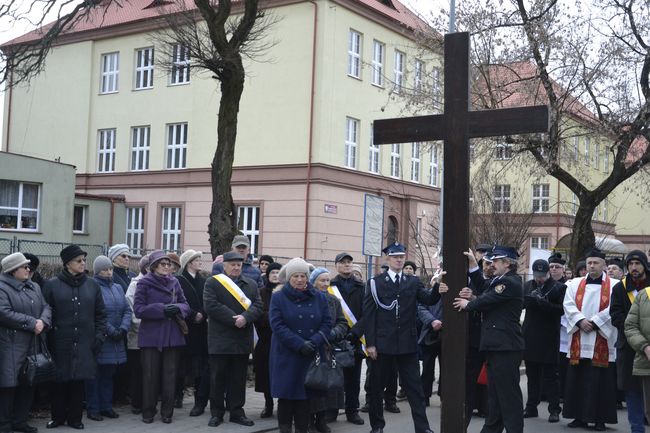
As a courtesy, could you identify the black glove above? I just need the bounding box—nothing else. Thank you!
[164,304,180,318]
[300,341,316,356]
[109,329,123,341]
[92,338,103,355]
[328,329,339,342]
[346,332,358,345]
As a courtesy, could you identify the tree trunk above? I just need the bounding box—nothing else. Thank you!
[208,62,245,258]
[569,203,596,268]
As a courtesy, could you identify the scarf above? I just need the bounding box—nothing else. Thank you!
[569,274,610,367]
[58,268,87,287]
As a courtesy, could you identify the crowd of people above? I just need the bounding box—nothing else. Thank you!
[2,234,650,433]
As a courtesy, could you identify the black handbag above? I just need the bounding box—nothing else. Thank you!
[304,332,344,391]
[332,339,355,368]
[19,334,56,386]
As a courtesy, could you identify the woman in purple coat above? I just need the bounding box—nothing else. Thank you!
[134,250,190,424]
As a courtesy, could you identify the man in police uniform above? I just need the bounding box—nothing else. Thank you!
[364,242,439,433]
[454,246,524,433]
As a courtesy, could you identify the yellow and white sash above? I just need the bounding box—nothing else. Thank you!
[327,285,367,355]
[623,278,639,304]
[213,273,258,346]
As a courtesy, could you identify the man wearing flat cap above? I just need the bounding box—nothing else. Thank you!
[212,235,264,288]
[204,251,263,427]
[562,247,618,431]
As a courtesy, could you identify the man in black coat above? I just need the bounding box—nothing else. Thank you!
[204,251,263,427]
[454,246,524,433]
[521,259,565,423]
[364,242,439,433]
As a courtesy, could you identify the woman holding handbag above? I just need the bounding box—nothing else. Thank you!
[0,252,51,433]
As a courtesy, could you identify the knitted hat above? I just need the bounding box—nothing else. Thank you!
[309,267,330,285]
[23,253,40,271]
[180,249,202,270]
[278,257,312,283]
[60,245,87,265]
[108,243,130,263]
[1,253,30,273]
[93,255,113,275]
[138,255,150,274]
[148,250,168,270]
[259,255,274,264]
[626,250,649,273]
[266,262,282,278]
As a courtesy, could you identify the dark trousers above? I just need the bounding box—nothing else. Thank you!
[278,398,310,431]
[141,346,181,420]
[368,353,429,433]
[525,360,560,414]
[126,349,142,410]
[51,380,85,425]
[364,357,397,405]
[420,341,441,398]
[558,351,567,401]
[209,354,248,419]
[193,354,212,408]
[343,355,363,413]
[481,351,523,433]
[85,364,118,415]
[466,346,486,423]
[0,386,34,430]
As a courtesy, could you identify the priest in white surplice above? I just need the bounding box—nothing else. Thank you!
[562,247,619,431]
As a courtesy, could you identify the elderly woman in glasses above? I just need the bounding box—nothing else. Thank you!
[134,250,190,424]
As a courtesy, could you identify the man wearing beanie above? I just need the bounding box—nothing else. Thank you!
[610,250,649,433]
[108,244,135,293]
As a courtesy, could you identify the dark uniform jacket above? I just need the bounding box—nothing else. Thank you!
[204,273,263,355]
[466,270,523,352]
[522,278,565,363]
[363,271,440,355]
[468,267,492,349]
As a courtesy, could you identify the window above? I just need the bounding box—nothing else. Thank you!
[604,147,609,172]
[170,44,190,85]
[100,52,119,93]
[369,125,380,174]
[371,40,385,87]
[237,206,260,255]
[532,183,550,213]
[73,205,87,233]
[126,207,145,255]
[344,117,358,169]
[131,126,150,171]
[414,59,424,92]
[429,143,440,186]
[432,67,442,108]
[572,137,579,161]
[602,199,608,221]
[495,143,513,160]
[572,193,577,215]
[134,47,154,89]
[390,144,401,178]
[493,184,511,213]
[410,142,420,182]
[0,181,39,231]
[347,30,361,78]
[393,50,405,93]
[161,207,182,251]
[531,236,549,250]
[594,142,600,168]
[167,123,188,169]
[584,136,590,165]
[97,129,116,173]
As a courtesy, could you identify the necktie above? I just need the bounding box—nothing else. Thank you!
[395,274,400,287]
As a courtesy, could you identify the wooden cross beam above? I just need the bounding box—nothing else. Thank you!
[373,32,549,433]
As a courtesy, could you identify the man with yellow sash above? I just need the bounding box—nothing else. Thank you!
[562,248,619,431]
[203,251,263,428]
[610,250,649,433]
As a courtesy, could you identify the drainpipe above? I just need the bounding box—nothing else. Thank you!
[108,198,116,245]
[302,0,318,258]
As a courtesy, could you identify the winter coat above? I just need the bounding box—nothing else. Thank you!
[178,270,208,356]
[269,283,331,400]
[134,273,190,350]
[624,288,650,376]
[204,273,263,355]
[212,256,264,288]
[125,274,143,350]
[330,275,365,337]
[94,276,131,365]
[253,282,275,393]
[113,267,136,293]
[324,292,349,341]
[0,273,52,387]
[42,270,107,382]
[417,300,443,346]
[522,278,565,363]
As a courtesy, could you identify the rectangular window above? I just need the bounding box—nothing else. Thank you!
[495,143,513,160]
[170,44,190,85]
[371,40,385,87]
[369,125,380,174]
[532,183,550,213]
[390,144,401,178]
[414,59,424,92]
[167,123,188,169]
[531,236,549,250]
[410,142,420,182]
[237,206,260,255]
[73,205,87,233]
[131,126,150,171]
[97,129,116,173]
[161,206,182,251]
[594,142,600,168]
[573,136,579,161]
[347,30,361,78]
[344,117,358,169]
[432,67,442,108]
[429,143,440,186]
[134,47,154,89]
[100,52,119,93]
[493,184,511,213]
[602,199,608,221]
[393,50,405,93]
[604,147,609,172]
[572,193,577,215]
[0,180,39,231]
[125,207,145,255]
[584,136,590,165]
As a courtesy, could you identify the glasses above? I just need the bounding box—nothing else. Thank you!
[22,265,31,270]
[158,261,173,267]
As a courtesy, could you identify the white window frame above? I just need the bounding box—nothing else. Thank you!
[125,207,145,256]
[369,124,380,174]
[371,40,385,87]
[73,205,87,234]
[531,236,549,250]
[167,123,188,169]
[594,142,600,168]
[97,129,116,173]
[493,184,511,213]
[170,44,190,85]
[429,143,440,187]
[532,183,550,213]
[0,181,40,232]
[432,67,442,108]
[390,144,401,178]
[602,199,608,221]
[573,136,579,161]
[410,142,420,182]
[237,206,260,255]
[347,30,361,78]
[393,50,405,94]
[100,52,119,94]
[604,147,609,172]
[131,126,150,171]
[584,136,590,165]
[414,59,424,92]
[134,47,154,90]
[344,117,358,169]
[495,143,513,160]
[161,206,182,251]
[572,193,577,215]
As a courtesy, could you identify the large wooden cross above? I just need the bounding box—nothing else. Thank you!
[373,32,549,433]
